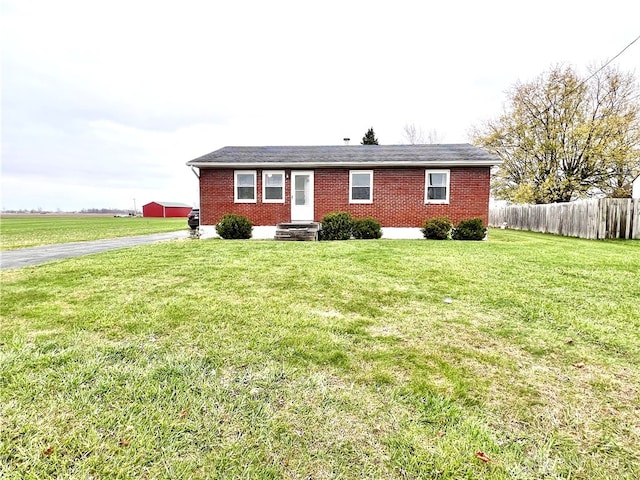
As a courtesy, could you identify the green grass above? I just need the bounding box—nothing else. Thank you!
[0,215,187,250]
[1,230,639,479]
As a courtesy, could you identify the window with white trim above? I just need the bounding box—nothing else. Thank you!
[262,170,285,203]
[425,169,450,204]
[234,170,257,203]
[349,170,373,203]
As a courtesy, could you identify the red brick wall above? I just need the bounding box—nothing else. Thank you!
[199,169,290,226]
[199,167,490,227]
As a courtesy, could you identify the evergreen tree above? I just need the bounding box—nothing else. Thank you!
[361,127,379,145]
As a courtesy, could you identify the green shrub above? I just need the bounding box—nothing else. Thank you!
[215,214,253,239]
[352,217,382,239]
[421,217,453,240]
[452,218,487,241]
[319,212,353,240]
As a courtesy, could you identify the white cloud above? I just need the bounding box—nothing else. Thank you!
[2,0,639,210]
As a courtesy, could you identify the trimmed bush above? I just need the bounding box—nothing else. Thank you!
[452,218,487,241]
[320,212,353,240]
[352,217,382,239]
[421,217,453,240]
[215,214,253,239]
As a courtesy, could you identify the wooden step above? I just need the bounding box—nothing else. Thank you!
[274,222,321,241]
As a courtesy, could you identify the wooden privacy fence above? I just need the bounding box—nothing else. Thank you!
[489,198,640,239]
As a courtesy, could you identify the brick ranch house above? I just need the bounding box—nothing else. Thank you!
[186,144,501,234]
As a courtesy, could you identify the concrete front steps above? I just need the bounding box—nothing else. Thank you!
[274,222,322,241]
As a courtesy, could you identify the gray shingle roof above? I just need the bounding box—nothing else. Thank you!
[186,144,501,168]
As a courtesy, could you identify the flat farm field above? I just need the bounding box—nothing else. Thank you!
[0,215,187,250]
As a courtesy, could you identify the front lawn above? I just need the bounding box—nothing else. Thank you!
[1,230,638,479]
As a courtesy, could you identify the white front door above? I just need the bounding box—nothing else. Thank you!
[291,171,314,222]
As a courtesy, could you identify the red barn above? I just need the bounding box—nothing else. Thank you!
[186,145,501,231]
[142,201,192,218]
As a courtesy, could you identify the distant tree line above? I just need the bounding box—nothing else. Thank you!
[2,208,137,214]
[79,208,137,214]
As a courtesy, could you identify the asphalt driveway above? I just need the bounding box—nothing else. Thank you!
[0,230,188,270]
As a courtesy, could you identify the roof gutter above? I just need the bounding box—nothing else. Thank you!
[186,160,502,168]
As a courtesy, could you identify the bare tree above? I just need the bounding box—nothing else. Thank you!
[402,123,425,144]
[426,128,444,144]
[402,124,444,144]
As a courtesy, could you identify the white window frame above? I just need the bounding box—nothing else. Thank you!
[425,169,450,204]
[262,170,285,203]
[349,170,373,204]
[234,170,257,203]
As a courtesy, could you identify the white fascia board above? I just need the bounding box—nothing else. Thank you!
[186,160,501,168]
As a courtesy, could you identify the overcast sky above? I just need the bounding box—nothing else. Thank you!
[2,0,639,211]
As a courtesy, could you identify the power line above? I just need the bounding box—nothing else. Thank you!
[562,33,640,102]
[481,34,640,151]
[582,34,640,84]
[528,33,640,119]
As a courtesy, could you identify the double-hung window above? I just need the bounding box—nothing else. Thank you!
[262,171,285,203]
[349,170,373,203]
[234,170,257,203]
[425,169,450,204]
